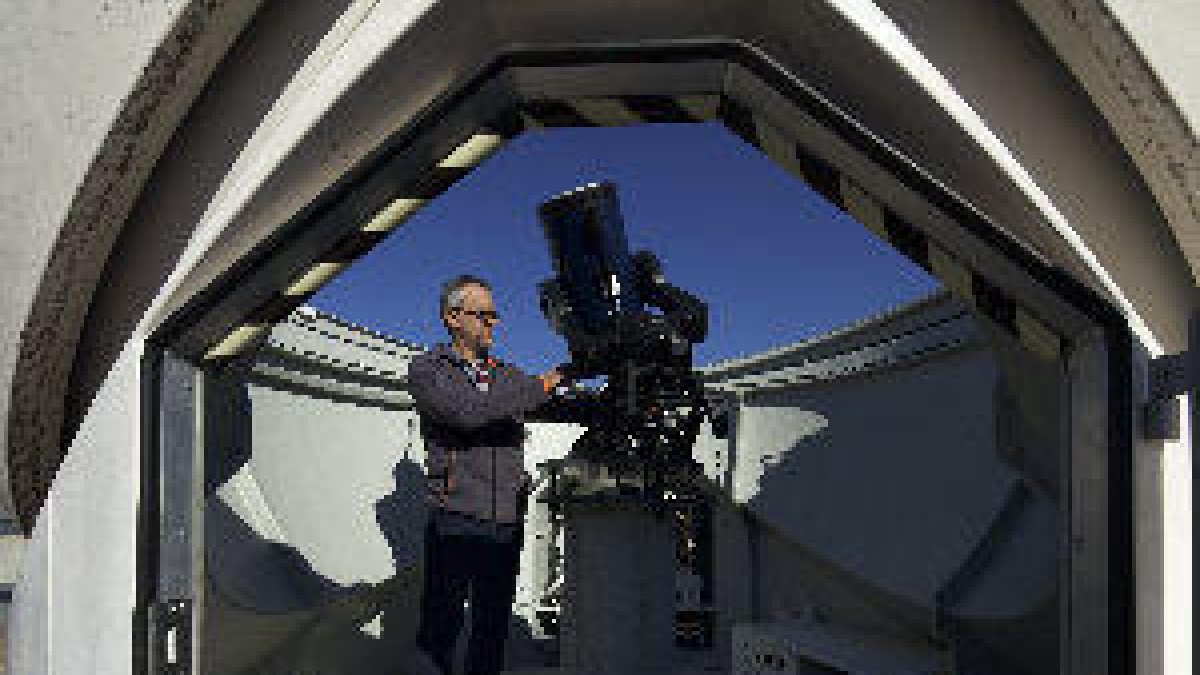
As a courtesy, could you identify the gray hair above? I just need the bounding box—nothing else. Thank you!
[439,274,492,329]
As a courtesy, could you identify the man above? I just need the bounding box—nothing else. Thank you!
[408,274,592,675]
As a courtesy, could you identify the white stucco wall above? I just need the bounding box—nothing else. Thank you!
[9,344,143,675]
[0,0,263,523]
[0,0,178,517]
[7,497,50,675]
[733,347,1012,607]
[241,382,418,584]
[1104,0,1200,136]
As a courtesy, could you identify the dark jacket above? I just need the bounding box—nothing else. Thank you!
[407,343,598,526]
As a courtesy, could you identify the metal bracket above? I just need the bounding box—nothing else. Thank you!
[1143,313,1199,440]
[701,392,735,439]
[151,598,193,673]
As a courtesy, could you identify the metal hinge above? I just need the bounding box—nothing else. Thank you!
[1144,314,1199,441]
[151,598,193,673]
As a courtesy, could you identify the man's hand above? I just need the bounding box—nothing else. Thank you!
[539,368,566,392]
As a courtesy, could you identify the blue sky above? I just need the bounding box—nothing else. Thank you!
[308,122,941,372]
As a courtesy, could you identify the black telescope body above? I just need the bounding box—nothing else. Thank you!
[538,182,646,336]
[535,182,730,507]
[537,182,709,377]
[535,182,726,651]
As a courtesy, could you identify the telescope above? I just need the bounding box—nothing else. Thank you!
[536,182,728,502]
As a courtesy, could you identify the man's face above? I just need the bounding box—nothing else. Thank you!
[445,284,498,354]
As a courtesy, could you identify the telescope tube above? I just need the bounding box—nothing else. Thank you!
[538,182,646,335]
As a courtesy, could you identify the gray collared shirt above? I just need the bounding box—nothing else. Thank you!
[415,344,602,541]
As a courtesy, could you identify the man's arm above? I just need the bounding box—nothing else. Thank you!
[407,356,551,432]
[524,388,608,426]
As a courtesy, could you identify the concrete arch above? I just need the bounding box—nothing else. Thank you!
[2,0,1194,672]
[3,0,272,531]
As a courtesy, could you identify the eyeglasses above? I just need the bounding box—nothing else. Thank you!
[452,307,500,322]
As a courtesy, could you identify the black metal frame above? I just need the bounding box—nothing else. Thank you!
[138,39,1135,674]
[1145,314,1199,440]
[132,344,162,675]
[135,347,203,675]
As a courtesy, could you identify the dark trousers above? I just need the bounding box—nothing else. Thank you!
[416,521,523,675]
